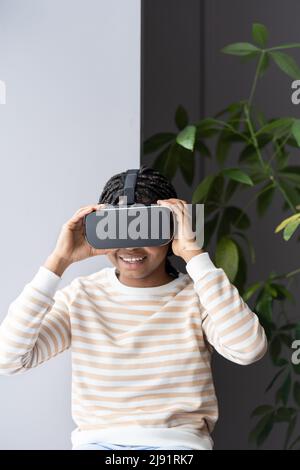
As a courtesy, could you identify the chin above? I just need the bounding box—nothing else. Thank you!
[117,263,153,279]
[119,268,149,278]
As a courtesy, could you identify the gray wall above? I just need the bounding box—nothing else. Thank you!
[0,0,140,449]
[143,0,205,273]
[143,0,300,449]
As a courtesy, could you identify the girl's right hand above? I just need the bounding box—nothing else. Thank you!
[44,204,115,276]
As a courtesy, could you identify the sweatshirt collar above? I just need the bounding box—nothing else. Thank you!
[106,267,187,295]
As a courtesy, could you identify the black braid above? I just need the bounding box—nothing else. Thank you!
[98,165,179,278]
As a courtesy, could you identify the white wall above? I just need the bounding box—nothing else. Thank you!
[0,0,141,449]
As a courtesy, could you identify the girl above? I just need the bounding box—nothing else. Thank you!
[0,166,267,450]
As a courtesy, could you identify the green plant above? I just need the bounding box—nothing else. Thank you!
[276,213,300,241]
[143,23,300,449]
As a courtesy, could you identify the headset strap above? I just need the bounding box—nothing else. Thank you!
[120,169,139,205]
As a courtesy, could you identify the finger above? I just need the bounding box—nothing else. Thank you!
[172,200,193,223]
[157,200,195,240]
[90,248,116,257]
[157,198,187,204]
[157,199,188,219]
[169,198,188,205]
[69,205,101,225]
[167,202,195,239]
[75,203,106,214]
[159,201,184,225]
[74,205,95,214]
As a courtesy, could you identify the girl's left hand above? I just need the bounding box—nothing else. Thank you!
[156,198,204,263]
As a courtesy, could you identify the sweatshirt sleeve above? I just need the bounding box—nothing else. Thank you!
[186,252,268,365]
[0,266,71,375]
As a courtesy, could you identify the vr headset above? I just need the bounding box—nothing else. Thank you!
[84,169,175,249]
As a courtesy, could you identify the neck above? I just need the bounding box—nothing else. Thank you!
[117,262,174,288]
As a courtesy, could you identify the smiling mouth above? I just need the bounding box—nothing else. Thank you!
[118,255,147,264]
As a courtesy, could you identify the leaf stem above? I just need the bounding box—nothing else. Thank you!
[274,179,297,213]
[249,51,265,107]
[267,45,300,52]
[267,133,292,167]
[273,267,300,281]
[233,182,275,227]
[244,104,266,169]
[211,119,251,143]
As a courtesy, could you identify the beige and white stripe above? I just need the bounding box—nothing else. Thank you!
[0,252,267,444]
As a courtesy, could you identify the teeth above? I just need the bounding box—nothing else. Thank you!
[120,256,145,262]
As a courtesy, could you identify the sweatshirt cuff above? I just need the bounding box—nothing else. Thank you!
[185,252,219,284]
[30,266,62,297]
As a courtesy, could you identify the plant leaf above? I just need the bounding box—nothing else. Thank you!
[252,23,268,48]
[293,382,300,407]
[270,51,300,79]
[256,292,273,323]
[192,175,216,203]
[292,119,300,147]
[178,148,195,186]
[243,282,261,301]
[270,43,300,51]
[257,184,276,217]
[275,213,300,233]
[257,118,294,137]
[270,336,282,365]
[222,168,254,186]
[203,213,219,247]
[275,407,296,422]
[195,140,211,158]
[232,240,247,293]
[207,174,225,205]
[163,143,180,180]
[265,368,285,392]
[271,284,294,302]
[284,415,297,450]
[276,372,292,406]
[279,334,292,347]
[215,236,239,282]
[176,125,197,151]
[144,133,175,154]
[175,105,189,131]
[273,137,291,170]
[224,179,240,202]
[278,178,299,211]
[284,219,300,241]
[250,413,274,447]
[196,118,222,136]
[152,144,172,174]
[222,42,260,56]
[279,165,300,185]
[227,207,251,230]
[295,322,300,340]
[251,405,273,418]
[216,131,233,167]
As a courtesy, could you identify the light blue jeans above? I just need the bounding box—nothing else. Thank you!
[74,442,194,450]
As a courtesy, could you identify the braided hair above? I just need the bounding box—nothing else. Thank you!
[98,165,179,278]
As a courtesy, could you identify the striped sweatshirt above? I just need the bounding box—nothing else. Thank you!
[0,252,267,450]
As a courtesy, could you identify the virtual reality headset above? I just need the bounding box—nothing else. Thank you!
[84,169,175,249]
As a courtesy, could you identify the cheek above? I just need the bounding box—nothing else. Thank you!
[106,252,118,265]
[146,246,168,261]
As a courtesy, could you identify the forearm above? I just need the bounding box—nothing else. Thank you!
[43,252,71,277]
[186,251,268,365]
[0,266,69,374]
